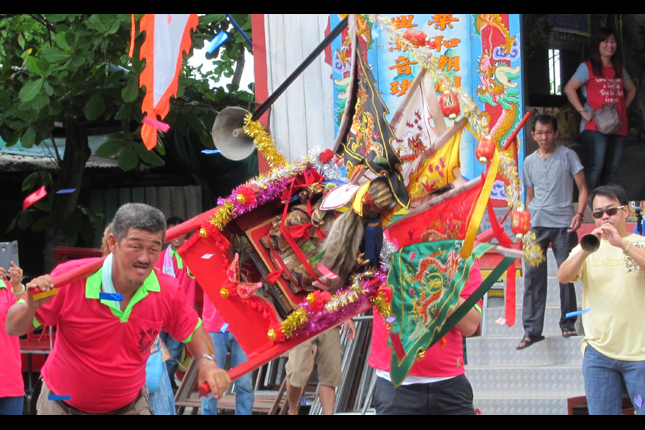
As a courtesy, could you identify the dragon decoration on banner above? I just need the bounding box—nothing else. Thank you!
[177,14,542,389]
[474,14,522,149]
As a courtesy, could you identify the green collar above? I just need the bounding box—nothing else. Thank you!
[0,282,6,290]
[86,267,160,323]
[170,248,183,270]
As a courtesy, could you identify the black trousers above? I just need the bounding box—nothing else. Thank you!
[522,226,578,337]
[374,374,476,415]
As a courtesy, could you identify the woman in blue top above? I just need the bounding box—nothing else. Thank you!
[564,27,636,191]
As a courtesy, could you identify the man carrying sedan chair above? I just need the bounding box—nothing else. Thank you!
[6,203,230,415]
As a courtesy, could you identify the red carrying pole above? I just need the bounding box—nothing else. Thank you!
[198,304,371,396]
[501,112,531,151]
[30,205,223,298]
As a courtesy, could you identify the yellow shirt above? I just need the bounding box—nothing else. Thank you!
[571,234,645,361]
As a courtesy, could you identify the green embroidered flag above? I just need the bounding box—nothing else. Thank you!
[388,240,493,385]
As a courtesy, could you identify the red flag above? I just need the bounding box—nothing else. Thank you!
[387,182,483,249]
[23,186,47,211]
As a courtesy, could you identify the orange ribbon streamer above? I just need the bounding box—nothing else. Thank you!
[129,14,136,58]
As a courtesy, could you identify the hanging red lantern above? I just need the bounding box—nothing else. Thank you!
[440,91,460,120]
[511,209,531,239]
[476,135,495,164]
[403,29,428,48]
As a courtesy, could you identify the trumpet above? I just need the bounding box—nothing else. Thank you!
[580,234,600,253]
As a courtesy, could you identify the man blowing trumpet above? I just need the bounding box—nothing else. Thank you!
[558,185,645,415]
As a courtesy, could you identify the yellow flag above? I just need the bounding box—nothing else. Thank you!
[407,129,462,201]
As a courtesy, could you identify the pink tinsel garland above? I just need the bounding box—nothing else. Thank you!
[217,167,316,217]
[290,269,388,340]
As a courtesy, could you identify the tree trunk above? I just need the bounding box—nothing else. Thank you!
[42,121,91,272]
[232,51,246,89]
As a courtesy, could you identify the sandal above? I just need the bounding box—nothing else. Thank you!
[516,334,545,350]
[562,329,578,338]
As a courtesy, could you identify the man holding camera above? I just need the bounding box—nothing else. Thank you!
[558,185,645,415]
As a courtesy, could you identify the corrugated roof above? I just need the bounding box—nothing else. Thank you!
[0,134,125,171]
[0,152,119,172]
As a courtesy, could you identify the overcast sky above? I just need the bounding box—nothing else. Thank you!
[189,46,255,90]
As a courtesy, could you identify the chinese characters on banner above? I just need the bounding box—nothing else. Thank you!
[387,15,462,98]
[331,14,524,221]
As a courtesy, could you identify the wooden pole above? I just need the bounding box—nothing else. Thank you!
[416,117,468,167]
[199,302,373,394]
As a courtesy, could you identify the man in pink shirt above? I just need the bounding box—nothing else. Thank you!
[0,262,25,415]
[369,263,483,415]
[154,216,199,392]
[6,203,230,415]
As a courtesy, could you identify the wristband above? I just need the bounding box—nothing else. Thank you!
[11,284,25,295]
[623,241,633,255]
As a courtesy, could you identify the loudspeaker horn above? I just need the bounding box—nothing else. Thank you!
[211,107,256,161]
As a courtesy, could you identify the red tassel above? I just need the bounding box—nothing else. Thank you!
[476,228,496,243]
[487,201,512,247]
[505,261,516,326]
[289,223,312,240]
[262,269,284,286]
[390,332,406,360]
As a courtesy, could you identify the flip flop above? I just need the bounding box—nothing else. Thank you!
[516,335,546,350]
[562,329,578,338]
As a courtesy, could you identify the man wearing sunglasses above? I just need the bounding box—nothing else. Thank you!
[558,185,645,415]
[518,115,588,350]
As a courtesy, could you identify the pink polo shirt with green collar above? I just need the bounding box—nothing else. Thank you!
[0,280,24,398]
[34,258,201,414]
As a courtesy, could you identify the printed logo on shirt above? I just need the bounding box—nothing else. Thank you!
[593,77,623,104]
[625,242,645,274]
[138,328,160,353]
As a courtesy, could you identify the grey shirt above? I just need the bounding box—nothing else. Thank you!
[522,145,584,228]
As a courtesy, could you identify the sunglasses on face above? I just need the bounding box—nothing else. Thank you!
[592,206,625,219]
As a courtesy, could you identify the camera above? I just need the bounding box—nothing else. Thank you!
[631,202,644,235]
[0,241,19,280]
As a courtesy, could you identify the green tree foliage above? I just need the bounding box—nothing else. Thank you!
[0,14,253,270]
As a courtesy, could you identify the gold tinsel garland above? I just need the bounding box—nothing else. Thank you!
[209,202,235,230]
[324,269,378,312]
[264,269,388,341]
[522,231,546,266]
[499,152,521,212]
[280,307,308,339]
[207,155,315,232]
[253,154,312,190]
[369,295,391,320]
[243,114,288,170]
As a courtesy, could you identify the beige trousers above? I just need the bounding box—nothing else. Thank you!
[36,381,152,415]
